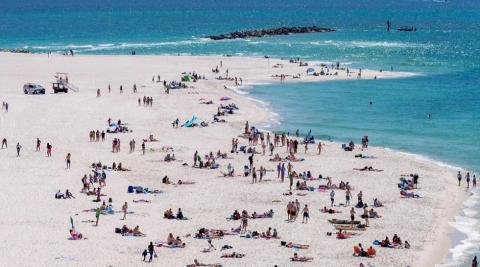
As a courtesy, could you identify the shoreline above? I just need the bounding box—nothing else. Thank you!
[0,52,470,266]
[238,83,470,267]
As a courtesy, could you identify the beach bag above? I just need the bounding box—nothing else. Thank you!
[127,186,134,193]
[115,228,122,233]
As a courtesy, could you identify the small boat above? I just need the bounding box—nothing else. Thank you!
[397,26,417,32]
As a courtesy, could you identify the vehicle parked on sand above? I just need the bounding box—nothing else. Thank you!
[23,83,45,94]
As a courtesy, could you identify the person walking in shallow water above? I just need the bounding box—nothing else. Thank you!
[457,171,462,186]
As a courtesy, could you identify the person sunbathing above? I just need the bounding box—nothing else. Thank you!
[132,225,145,236]
[284,242,309,249]
[373,198,384,207]
[162,176,171,184]
[321,206,340,214]
[354,166,383,172]
[164,208,175,219]
[121,225,132,235]
[55,190,66,199]
[69,229,84,240]
[392,234,402,245]
[367,246,376,257]
[116,163,131,171]
[291,252,313,262]
[176,208,184,219]
[65,189,75,199]
[269,153,282,162]
[221,252,245,258]
[164,153,176,162]
[380,236,391,247]
[167,233,175,245]
[369,209,380,218]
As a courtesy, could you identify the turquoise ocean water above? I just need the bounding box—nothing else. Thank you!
[1,0,479,265]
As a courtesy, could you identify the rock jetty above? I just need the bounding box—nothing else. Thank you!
[207,26,335,40]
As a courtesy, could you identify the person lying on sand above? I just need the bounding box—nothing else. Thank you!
[321,206,341,214]
[250,209,274,219]
[133,199,151,203]
[187,259,222,267]
[281,241,309,249]
[176,179,195,185]
[336,229,357,239]
[291,252,313,262]
[69,229,84,240]
[269,153,282,162]
[221,252,245,258]
[115,162,131,171]
[354,166,383,172]
[400,190,420,198]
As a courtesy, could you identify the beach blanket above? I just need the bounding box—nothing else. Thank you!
[155,242,185,248]
[335,225,367,231]
[328,219,360,225]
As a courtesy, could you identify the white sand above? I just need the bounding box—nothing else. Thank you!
[0,53,467,266]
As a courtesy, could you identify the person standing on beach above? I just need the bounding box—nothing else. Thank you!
[16,142,22,157]
[108,84,111,93]
[142,142,146,155]
[194,151,198,167]
[457,171,462,186]
[281,163,285,182]
[65,153,71,169]
[302,204,309,223]
[1,138,7,149]
[350,208,356,226]
[472,256,478,267]
[289,173,294,191]
[318,142,322,155]
[122,202,128,220]
[95,207,101,226]
[252,167,257,183]
[120,85,123,94]
[46,143,52,157]
[345,189,352,206]
[36,138,41,152]
[473,174,477,188]
[466,172,471,188]
[330,190,335,207]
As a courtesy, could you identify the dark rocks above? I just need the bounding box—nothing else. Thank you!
[0,48,31,53]
[207,26,335,40]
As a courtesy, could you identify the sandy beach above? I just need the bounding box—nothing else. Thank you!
[0,52,468,266]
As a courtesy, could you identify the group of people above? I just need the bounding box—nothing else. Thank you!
[89,130,105,142]
[138,96,153,107]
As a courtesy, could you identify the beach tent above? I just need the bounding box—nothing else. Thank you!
[182,116,197,127]
[182,75,191,81]
[306,68,315,75]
